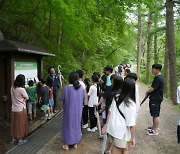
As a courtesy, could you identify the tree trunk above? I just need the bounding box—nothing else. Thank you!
[26,0,44,43]
[166,0,177,103]
[137,4,142,81]
[140,38,146,66]
[0,0,5,9]
[146,10,152,84]
[154,11,158,63]
[164,34,169,94]
[47,7,52,40]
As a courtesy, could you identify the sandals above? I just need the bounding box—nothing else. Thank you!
[62,145,69,150]
[62,144,78,150]
[73,144,78,149]
[10,139,18,144]
[18,139,28,145]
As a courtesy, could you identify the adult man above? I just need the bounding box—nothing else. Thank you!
[146,64,164,136]
[48,67,60,113]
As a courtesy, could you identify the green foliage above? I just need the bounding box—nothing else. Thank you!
[0,0,139,79]
[0,0,179,84]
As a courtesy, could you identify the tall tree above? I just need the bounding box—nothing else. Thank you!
[146,10,152,84]
[166,0,177,103]
[154,7,158,63]
[137,4,142,80]
[164,33,169,94]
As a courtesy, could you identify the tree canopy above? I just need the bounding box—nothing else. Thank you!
[0,0,179,102]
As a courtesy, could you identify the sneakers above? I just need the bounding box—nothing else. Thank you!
[47,115,52,120]
[146,126,160,131]
[146,126,152,131]
[87,127,97,132]
[18,139,28,145]
[82,124,88,129]
[51,113,54,117]
[147,129,159,136]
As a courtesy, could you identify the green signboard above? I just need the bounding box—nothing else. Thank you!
[14,62,37,70]
[14,62,38,82]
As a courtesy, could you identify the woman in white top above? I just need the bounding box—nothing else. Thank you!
[103,77,136,154]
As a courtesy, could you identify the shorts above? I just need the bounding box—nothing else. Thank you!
[109,134,127,148]
[27,101,36,114]
[49,98,54,107]
[149,101,161,117]
[41,105,49,111]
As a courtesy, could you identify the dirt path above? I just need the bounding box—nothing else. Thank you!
[38,83,180,154]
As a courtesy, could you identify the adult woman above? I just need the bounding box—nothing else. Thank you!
[60,72,85,150]
[11,74,29,145]
[103,77,136,154]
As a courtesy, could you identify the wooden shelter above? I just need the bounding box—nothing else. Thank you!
[0,39,55,118]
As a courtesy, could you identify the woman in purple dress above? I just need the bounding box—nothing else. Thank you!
[60,72,85,150]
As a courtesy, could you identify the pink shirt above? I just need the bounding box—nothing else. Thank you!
[11,87,29,112]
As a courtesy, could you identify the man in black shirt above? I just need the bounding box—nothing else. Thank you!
[146,64,164,136]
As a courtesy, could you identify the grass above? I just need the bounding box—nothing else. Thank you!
[174,104,180,111]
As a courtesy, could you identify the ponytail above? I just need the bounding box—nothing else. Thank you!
[73,80,81,90]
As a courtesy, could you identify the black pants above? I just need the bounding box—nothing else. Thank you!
[88,107,97,129]
[82,105,88,125]
[53,90,58,112]
[177,125,180,144]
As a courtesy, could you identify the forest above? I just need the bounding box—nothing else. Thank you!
[0,0,179,103]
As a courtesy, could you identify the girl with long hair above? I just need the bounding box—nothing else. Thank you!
[103,77,136,154]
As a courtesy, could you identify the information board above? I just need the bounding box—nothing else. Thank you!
[14,61,38,84]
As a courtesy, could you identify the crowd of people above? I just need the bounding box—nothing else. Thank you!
[10,63,180,153]
[10,67,62,145]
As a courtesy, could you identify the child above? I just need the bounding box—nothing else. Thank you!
[146,64,164,136]
[87,74,99,132]
[103,77,136,154]
[82,78,90,129]
[47,77,54,118]
[127,72,140,120]
[39,78,51,120]
[26,80,37,120]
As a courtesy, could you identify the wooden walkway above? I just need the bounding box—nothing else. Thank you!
[6,111,63,154]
